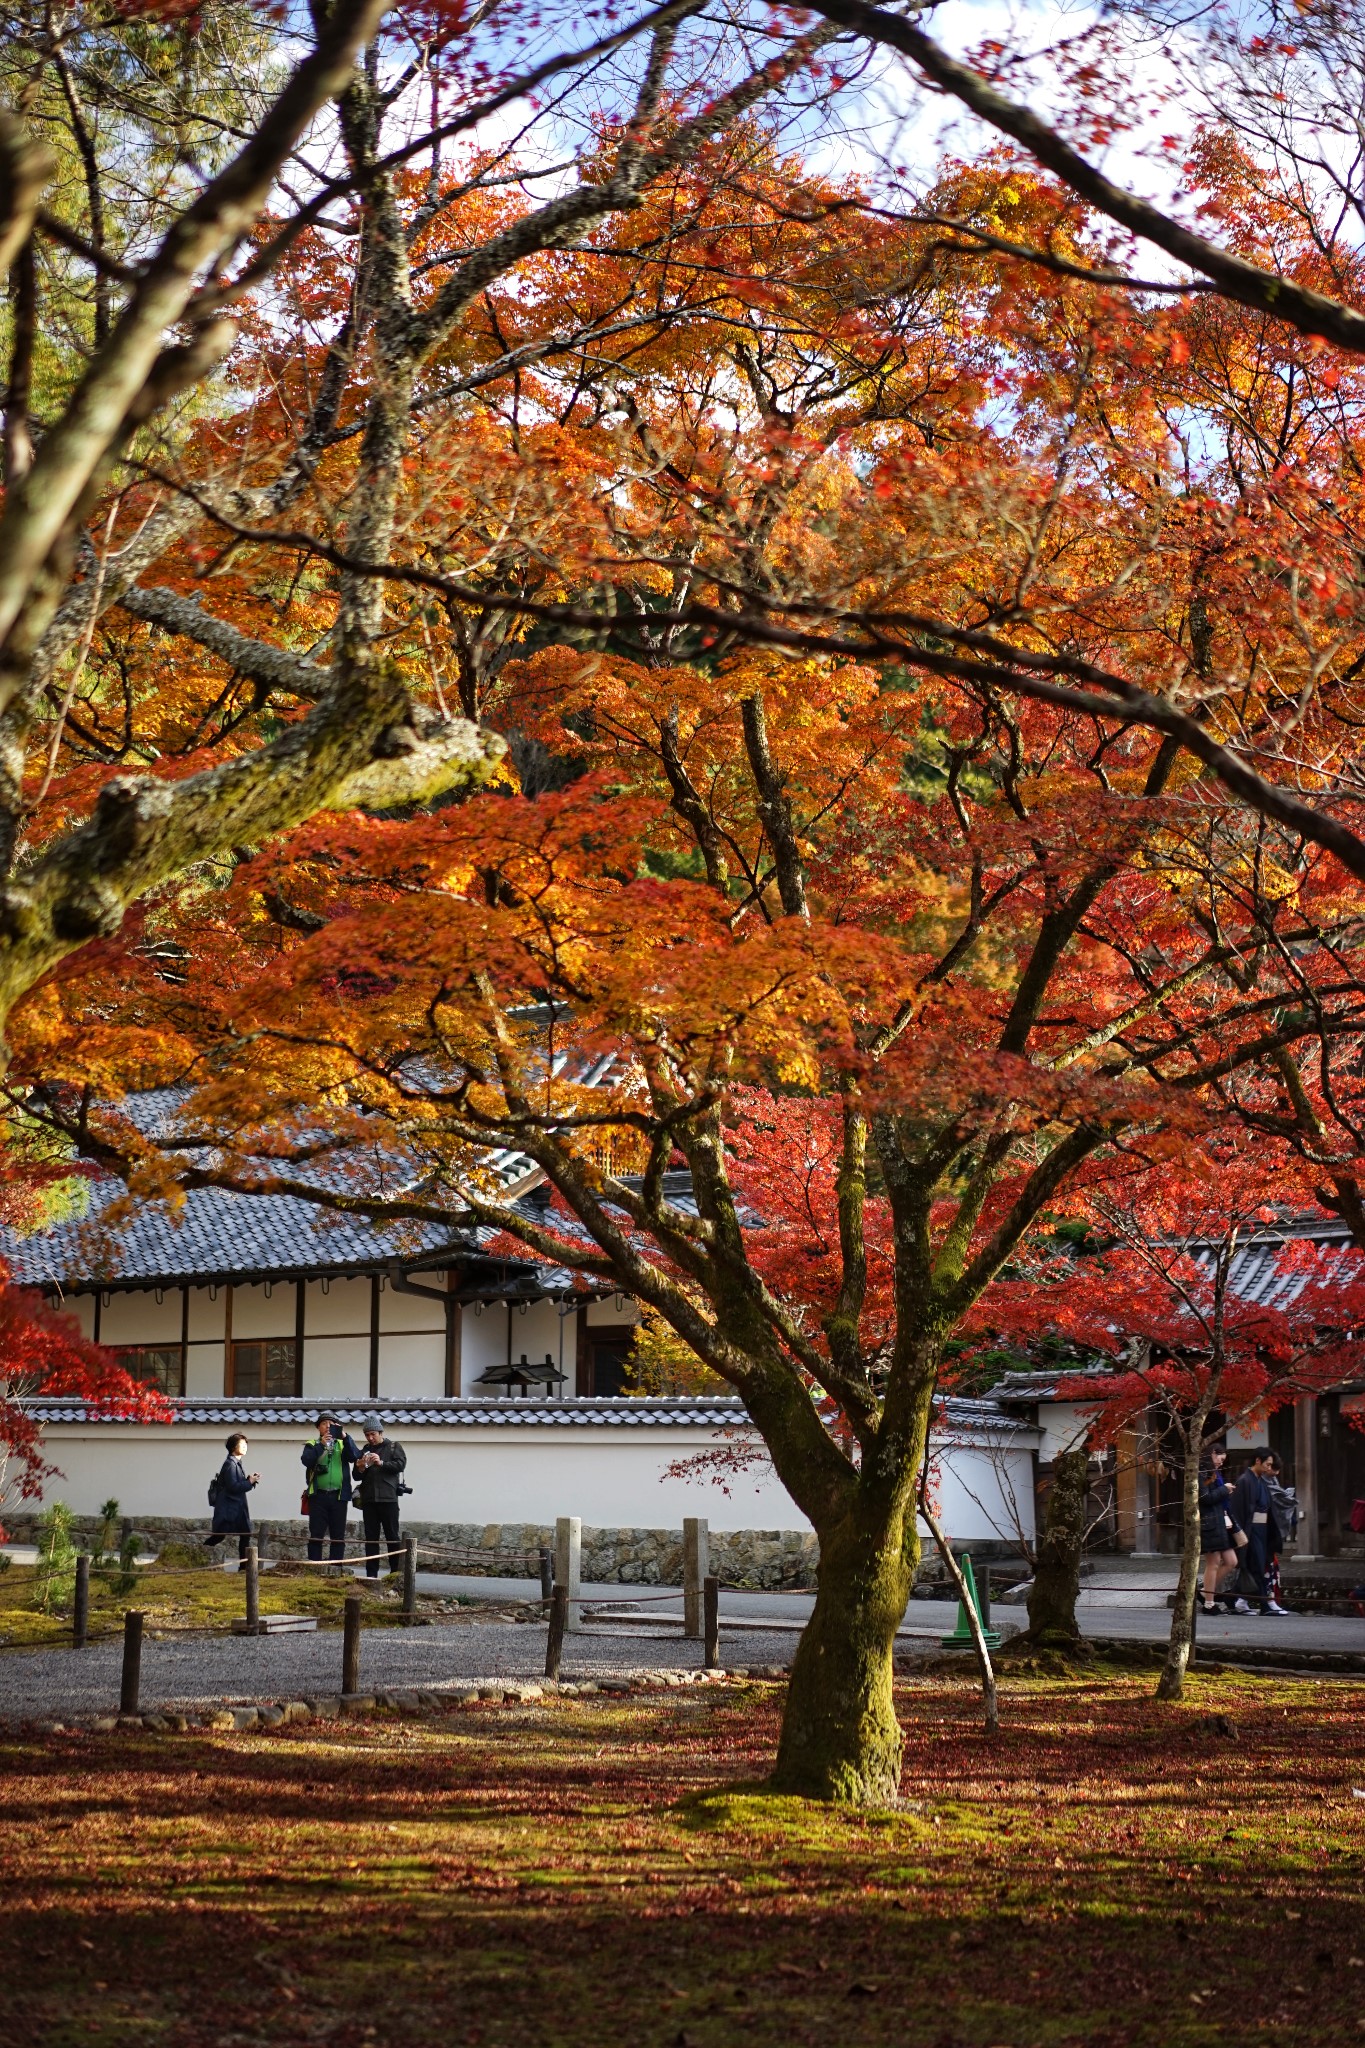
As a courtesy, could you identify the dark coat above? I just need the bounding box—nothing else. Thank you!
[211,1455,255,1534]
[353,1439,407,1506]
[1232,1467,1284,1561]
[301,1431,361,1507]
[1198,1473,1238,1554]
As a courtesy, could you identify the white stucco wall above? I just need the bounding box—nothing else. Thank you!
[27,1416,1037,1546]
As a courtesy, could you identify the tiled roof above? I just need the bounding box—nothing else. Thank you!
[0,1181,483,1292]
[25,1394,752,1428]
[24,1391,1035,1435]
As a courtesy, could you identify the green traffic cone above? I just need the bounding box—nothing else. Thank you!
[940,1551,1000,1648]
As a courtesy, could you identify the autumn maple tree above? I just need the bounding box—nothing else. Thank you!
[975,1143,1365,1698]
[13,4,1365,1805]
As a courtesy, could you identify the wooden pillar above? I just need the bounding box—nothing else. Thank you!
[445,1270,461,1397]
[1294,1397,1319,1558]
[555,1515,581,1633]
[368,1274,380,1400]
[1116,1420,1155,1555]
[683,1518,708,1638]
[294,1280,306,1397]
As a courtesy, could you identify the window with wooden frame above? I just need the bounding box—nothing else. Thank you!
[111,1344,185,1397]
[227,1339,298,1397]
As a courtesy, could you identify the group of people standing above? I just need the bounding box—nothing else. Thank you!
[1199,1445,1297,1617]
[205,1414,409,1576]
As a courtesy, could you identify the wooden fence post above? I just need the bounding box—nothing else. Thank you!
[244,1544,260,1634]
[120,1611,144,1716]
[538,1546,553,1603]
[73,1554,90,1648]
[554,1516,581,1634]
[401,1538,417,1623]
[703,1575,720,1670]
[544,1584,568,1679]
[342,1594,362,1695]
[683,1518,709,1639]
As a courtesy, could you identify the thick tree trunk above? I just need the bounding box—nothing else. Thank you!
[1157,1438,1204,1701]
[771,1499,912,1804]
[1025,1445,1088,1644]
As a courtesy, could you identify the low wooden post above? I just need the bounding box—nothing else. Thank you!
[554,1516,581,1634]
[342,1594,362,1695]
[978,1564,991,1632]
[545,1584,568,1679]
[703,1575,720,1670]
[538,1546,553,1603]
[73,1554,90,1649]
[120,1611,144,1716]
[683,1517,709,1639]
[401,1538,417,1623]
[244,1543,260,1634]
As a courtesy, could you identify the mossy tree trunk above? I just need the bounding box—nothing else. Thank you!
[771,1489,915,1803]
[1026,1444,1089,1644]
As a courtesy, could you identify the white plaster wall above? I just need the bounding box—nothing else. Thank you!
[460,1304,508,1385]
[922,1436,1036,1547]
[1224,1418,1266,1450]
[29,1419,1036,1544]
[187,1289,225,1342]
[379,1283,446,1334]
[63,1296,97,1342]
[1036,1401,1097,1463]
[379,1334,445,1400]
[301,1337,370,1401]
[507,1298,564,1367]
[587,1295,639,1326]
[184,1344,225,1397]
[304,1279,371,1338]
[100,1291,182,1345]
[231,1283,296,1341]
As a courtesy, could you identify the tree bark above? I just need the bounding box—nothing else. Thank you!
[771,1496,912,1804]
[1025,1444,1088,1644]
[1156,1437,1205,1702]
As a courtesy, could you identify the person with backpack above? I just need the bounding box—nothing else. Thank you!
[301,1414,360,1565]
[204,1433,258,1567]
[353,1420,407,1578]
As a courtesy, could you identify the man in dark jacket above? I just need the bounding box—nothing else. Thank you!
[301,1414,361,1565]
[354,1420,407,1578]
[1232,1450,1290,1616]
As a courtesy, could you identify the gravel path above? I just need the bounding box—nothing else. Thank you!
[0,1617,801,1719]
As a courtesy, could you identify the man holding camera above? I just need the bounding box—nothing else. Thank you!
[301,1414,361,1565]
[354,1419,408,1578]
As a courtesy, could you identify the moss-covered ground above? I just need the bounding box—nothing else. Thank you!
[0,1558,468,1650]
[2,1667,1361,2048]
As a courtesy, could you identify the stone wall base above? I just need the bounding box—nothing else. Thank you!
[6,1515,820,1589]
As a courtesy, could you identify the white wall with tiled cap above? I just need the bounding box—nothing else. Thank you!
[24,1409,1039,1543]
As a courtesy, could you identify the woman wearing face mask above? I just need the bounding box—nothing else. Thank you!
[204,1433,260,1569]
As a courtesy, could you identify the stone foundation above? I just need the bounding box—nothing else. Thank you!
[5,1514,820,1589]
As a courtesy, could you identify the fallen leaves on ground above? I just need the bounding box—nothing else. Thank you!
[1,1667,1362,2048]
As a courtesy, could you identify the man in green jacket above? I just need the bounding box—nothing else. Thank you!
[301,1415,361,1564]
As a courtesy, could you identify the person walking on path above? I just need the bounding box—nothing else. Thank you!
[354,1421,407,1578]
[1232,1449,1291,1615]
[204,1433,258,1568]
[1198,1445,1242,1615]
[301,1414,360,1566]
